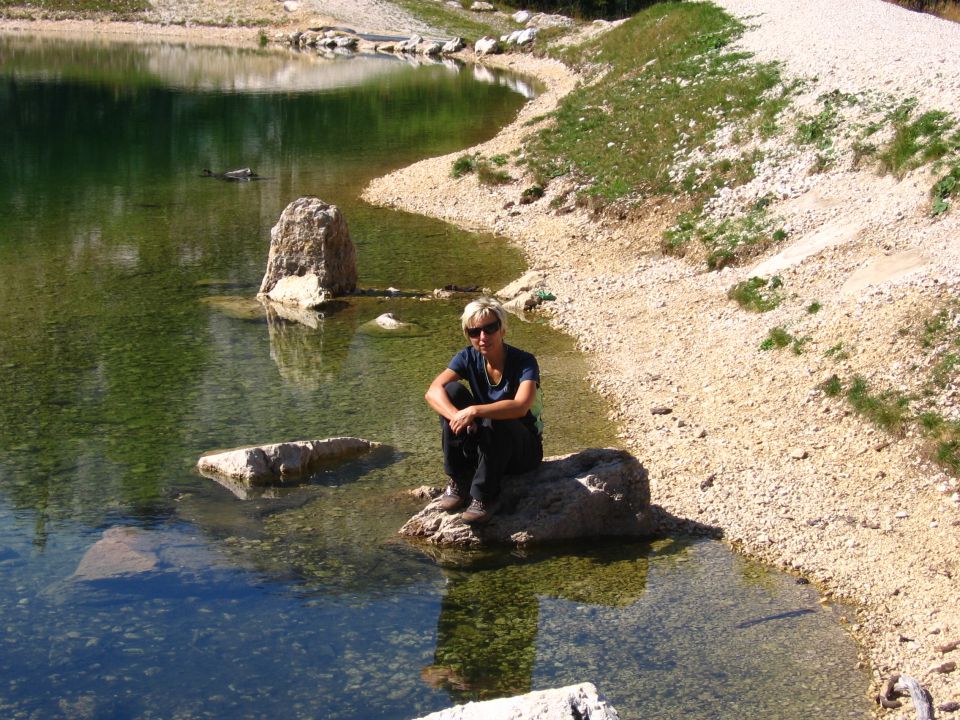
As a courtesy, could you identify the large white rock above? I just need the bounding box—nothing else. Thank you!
[197,437,380,485]
[412,682,620,720]
[474,36,500,56]
[258,196,357,308]
[401,448,653,546]
[442,37,465,53]
[512,10,531,24]
[264,273,329,308]
[470,1,494,11]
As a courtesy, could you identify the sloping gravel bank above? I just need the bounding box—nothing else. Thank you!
[364,1,960,714]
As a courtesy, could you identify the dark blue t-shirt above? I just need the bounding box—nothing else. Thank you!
[448,344,543,435]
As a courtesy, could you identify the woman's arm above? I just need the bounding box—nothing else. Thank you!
[425,368,463,422]
[450,379,537,431]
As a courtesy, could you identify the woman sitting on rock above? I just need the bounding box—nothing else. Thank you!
[425,297,543,524]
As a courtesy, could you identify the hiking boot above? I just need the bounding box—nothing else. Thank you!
[461,497,499,524]
[437,480,468,512]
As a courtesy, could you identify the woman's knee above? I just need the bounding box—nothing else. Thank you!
[444,381,474,410]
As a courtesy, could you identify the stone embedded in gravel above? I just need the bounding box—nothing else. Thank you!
[931,661,957,674]
[939,701,960,712]
[789,448,809,459]
[650,406,672,415]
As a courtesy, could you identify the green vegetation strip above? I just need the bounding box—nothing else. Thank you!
[0,0,150,15]
[820,302,960,476]
[524,2,785,203]
[391,0,514,39]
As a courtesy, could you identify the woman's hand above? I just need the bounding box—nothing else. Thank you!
[449,405,478,435]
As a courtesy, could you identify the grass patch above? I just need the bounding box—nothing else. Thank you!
[524,2,786,204]
[932,161,960,216]
[877,108,958,177]
[476,160,512,185]
[727,275,783,312]
[520,184,545,203]
[1,0,150,14]
[452,154,478,178]
[821,374,843,397]
[824,342,850,360]
[452,153,512,184]
[759,326,792,351]
[390,0,513,39]
[821,301,960,477]
[664,200,787,269]
[846,375,911,434]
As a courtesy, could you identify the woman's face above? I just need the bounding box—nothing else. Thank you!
[466,312,504,355]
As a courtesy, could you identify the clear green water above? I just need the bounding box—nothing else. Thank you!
[0,36,871,719]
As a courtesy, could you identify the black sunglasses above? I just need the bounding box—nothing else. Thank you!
[466,319,501,338]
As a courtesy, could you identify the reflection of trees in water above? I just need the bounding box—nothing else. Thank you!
[423,546,650,702]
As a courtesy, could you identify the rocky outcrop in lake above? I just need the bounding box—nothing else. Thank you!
[401,448,653,546]
[258,196,357,308]
[197,437,381,485]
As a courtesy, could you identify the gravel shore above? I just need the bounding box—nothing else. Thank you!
[3,0,958,714]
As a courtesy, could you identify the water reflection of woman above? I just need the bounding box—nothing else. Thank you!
[425,297,544,524]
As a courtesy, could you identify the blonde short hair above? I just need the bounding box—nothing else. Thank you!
[460,297,507,338]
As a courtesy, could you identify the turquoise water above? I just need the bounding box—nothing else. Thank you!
[0,36,871,719]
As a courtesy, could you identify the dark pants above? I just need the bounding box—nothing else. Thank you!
[440,381,543,503]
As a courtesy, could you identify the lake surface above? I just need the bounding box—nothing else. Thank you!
[0,36,872,719]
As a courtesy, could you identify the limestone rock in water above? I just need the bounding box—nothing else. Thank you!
[401,448,653,546]
[197,437,380,485]
[72,527,158,580]
[497,271,547,314]
[258,196,357,308]
[413,682,620,720]
[357,312,423,337]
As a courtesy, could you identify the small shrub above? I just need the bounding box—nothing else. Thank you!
[821,375,843,397]
[806,301,822,314]
[258,30,269,47]
[791,335,811,355]
[489,154,509,167]
[932,162,960,216]
[846,375,910,435]
[476,160,511,186]
[760,326,792,351]
[728,276,784,312]
[796,105,839,150]
[824,342,850,360]
[878,109,956,177]
[520,185,545,204]
[936,438,960,474]
[452,154,477,178]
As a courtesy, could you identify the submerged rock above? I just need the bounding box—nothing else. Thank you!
[413,682,620,720]
[258,196,357,309]
[358,312,423,336]
[401,448,653,546]
[197,437,381,485]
